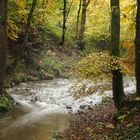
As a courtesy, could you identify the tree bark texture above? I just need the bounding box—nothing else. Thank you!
[110,0,124,109]
[61,0,67,45]
[78,0,90,50]
[75,0,82,40]
[0,0,8,96]
[135,0,140,96]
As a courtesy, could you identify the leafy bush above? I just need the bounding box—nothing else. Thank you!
[73,52,134,80]
[42,57,63,70]
[40,56,65,77]
[70,52,134,96]
[122,127,140,140]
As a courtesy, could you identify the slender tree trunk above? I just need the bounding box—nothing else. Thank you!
[135,0,140,96]
[66,0,73,19]
[110,0,124,109]
[0,0,8,96]
[78,0,90,50]
[61,0,73,45]
[61,0,67,45]
[75,0,82,40]
[11,0,37,71]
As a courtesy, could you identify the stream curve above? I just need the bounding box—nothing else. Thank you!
[0,78,135,140]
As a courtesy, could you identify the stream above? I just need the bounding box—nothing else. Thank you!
[0,78,136,140]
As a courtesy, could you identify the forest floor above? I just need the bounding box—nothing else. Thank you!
[59,96,140,140]
[5,37,81,88]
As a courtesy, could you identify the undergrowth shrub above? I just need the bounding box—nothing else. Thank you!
[70,51,134,97]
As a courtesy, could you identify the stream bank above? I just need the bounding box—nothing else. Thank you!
[0,79,72,140]
[0,95,14,113]
[0,77,137,140]
[60,97,140,140]
[0,78,103,140]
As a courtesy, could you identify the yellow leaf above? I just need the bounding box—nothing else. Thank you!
[105,123,115,129]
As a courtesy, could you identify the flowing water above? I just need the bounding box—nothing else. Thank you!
[0,79,74,140]
[0,78,135,140]
[0,110,70,140]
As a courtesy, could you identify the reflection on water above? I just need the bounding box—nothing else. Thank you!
[0,107,71,140]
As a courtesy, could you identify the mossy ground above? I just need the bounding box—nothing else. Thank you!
[0,95,14,113]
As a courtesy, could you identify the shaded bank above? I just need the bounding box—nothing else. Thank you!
[0,95,14,113]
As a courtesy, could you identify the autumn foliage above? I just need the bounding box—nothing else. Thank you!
[72,51,134,81]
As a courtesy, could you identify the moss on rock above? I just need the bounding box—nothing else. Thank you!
[0,95,14,112]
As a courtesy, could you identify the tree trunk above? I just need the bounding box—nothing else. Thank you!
[61,0,73,45]
[0,0,8,96]
[11,0,37,72]
[110,0,124,109]
[61,0,67,45]
[78,0,90,50]
[135,0,140,96]
[75,0,82,40]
